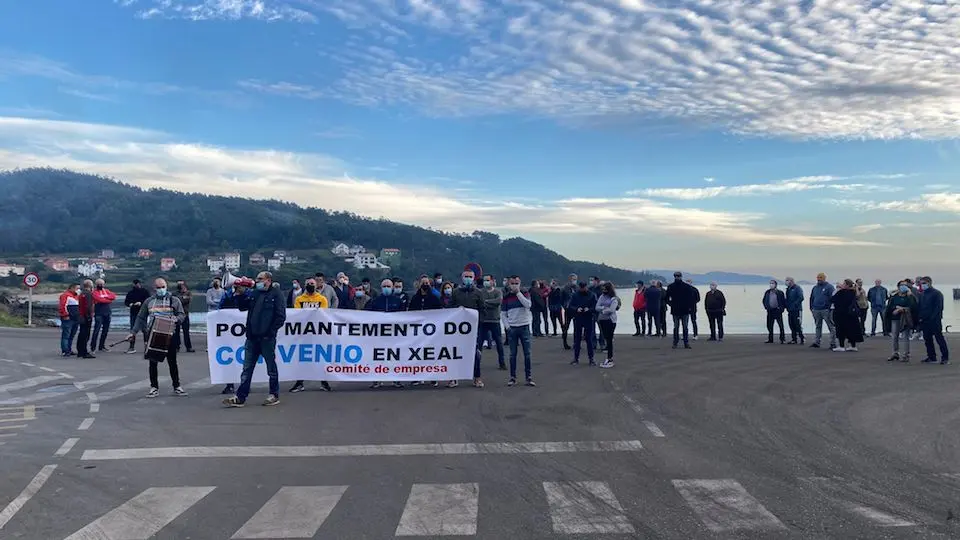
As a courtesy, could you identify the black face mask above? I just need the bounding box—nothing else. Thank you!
[305,285,316,293]
[675,278,682,283]
[96,285,103,290]
[421,283,431,291]
[579,288,588,294]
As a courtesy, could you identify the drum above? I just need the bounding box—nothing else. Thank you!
[145,316,176,362]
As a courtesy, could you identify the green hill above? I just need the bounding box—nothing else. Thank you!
[0,168,660,286]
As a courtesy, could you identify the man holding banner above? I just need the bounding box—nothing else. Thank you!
[452,268,485,388]
[289,278,331,394]
[223,271,287,408]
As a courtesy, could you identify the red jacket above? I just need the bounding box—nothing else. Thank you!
[633,289,647,310]
[92,288,117,304]
[58,291,77,318]
[78,291,95,320]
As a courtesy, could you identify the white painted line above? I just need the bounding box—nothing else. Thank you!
[54,437,79,457]
[89,403,100,413]
[0,375,65,393]
[0,405,33,422]
[672,479,785,532]
[0,425,26,430]
[0,464,58,531]
[0,417,27,424]
[85,391,98,403]
[396,483,479,536]
[0,376,123,406]
[64,486,215,540]
[232,486,347,539]
[58,372,74,380]
[78,418,95,431]
[38,366,56,373]
[848,505,916,527]
[82,440,645,461]
[643,420,666,438]
[0,433,16,438]
[62,379,154,405]
[0,359,13,363]
[19,362,35,367]
[543,481,635,534]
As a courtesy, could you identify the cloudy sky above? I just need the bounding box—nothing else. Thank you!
[1,0,959,280]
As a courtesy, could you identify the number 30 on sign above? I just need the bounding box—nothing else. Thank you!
[23,272,40,288]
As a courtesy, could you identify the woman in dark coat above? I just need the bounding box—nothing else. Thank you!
[831,279,864,351]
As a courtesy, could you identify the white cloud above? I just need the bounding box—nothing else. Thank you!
[220,0,960,140]
[824,193,960,214]
[703,177,715,183]
[119,0,317,22]
[0,115,871,248]
[635,175,907,200]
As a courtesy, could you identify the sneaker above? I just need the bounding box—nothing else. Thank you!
[922,358,939,364]
[431,381,439,388]
[497,364,507,371]
[472,378,484,388]
[941,359,951,365]
[173,387,188,396]
[145,387,159,398]
[369,382,383,389]
[262,395,280,406]
[525,379,536,387]
[848,346,859,352]
[186,349,196,353]
[222,396,245,407]
[684,344,692,349]
[80,354,96,359]
[589,359,596,366]
[900,356,911,363]
[320,381,332,391]
[570,359,579,365]
[221,384,235,394]
[60,352,70,357]
[810,343,820,348]
[125,348,137,355]
[692,336,699,341]
[507,378,517,386]
[832,347,846,352]
[599,360,615,369]
[289,382,305,393]
[888,354,899,362]
[448,380,459,388]
[97,347,108,352]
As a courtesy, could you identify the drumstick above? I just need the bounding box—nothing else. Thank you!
[108,337,133,348]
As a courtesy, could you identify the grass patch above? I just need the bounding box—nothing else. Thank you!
[0,308,25,328]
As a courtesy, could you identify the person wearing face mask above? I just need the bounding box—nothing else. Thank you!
[76,280,97,359]
[354,283,370,310]
[89,278,118,353]
[222,272,287,407]
[127,278,188,398]
[314,273,340,309]
[595,283,621,368]
[286,280,302,308]
[207,278,224,312]
[762,280,787,344]
[632,281,647,337]
[831,279,863,352]
[173,281,195,353]
[477,274,507,371]
[917,276,949,364]
[366,278,405,389]
[560,274,579,350]
[216,279,250,395]
[548,279,564,337]
[665,272,695,349]
[529,279,548,337]
[289,278,331,394]
[644,280,663,338]
[434,273,444,291]
[361,277,378,301]
[886,280,919,362]
[440,281,455,307]
[392,277,409,311]
[704,282,726,342]
[58,283,81,357]
[784,277,805,344]
[587,277,605,349]
[124,279,150,354]
[409,275,444,311]
[451,270,486,388]
[333,272,357,310]
[567,281,598,365]
[808,272,837,349]
[501,275,536,385]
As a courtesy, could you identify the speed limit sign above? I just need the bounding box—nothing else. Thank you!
[23,272,40,288]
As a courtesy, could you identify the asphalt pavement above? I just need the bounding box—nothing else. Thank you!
[1,326,959,539]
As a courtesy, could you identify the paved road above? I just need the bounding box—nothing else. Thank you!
[1,327,959,539]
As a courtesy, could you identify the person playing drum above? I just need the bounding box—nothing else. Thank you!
[127,278,188,398]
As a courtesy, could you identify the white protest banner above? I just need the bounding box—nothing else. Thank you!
[206,307,479,384]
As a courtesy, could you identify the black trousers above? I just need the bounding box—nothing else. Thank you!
[598,320,616,360]
[149,333,181,389]
[561,308,572,343]
[549,310,562,335]
[766,310,785,342]
[76,321,92,355]
[633,309,646,334]
[659,307,668,335]
[707,313,724,339]
[178,314,193,350]
[787,310,804,341]
[922,322,949,361]
[690,311,699,337]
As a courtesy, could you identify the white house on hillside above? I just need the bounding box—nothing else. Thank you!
[207,257,224,273]
[352,252,390,270]
[332,243,350,256]
[0,263,26,277]
[224,252,241,270]
[78,262,104,278]
[349,245,366,255]
[267,258,282,271]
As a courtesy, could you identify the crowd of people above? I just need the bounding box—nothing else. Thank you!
[54,268,950,406]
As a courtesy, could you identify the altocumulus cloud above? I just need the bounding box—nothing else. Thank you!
[138,0,960,140]
[0,115,871,247]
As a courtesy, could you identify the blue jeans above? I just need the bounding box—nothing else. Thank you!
[572,318,595,362]
[91,313,111,350]
[60,319,76,353]
[236,337,279,402]
[507,326,532,380]
[479,322,505,368]
[673,313,690,345]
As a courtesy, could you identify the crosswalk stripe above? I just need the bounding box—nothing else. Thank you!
[0,376,125,406]
[543,481,635,534]
[847,505,916,527]
[0,464,58,530]
[231,486,347,539]
[0,425,26,430]
[66,379,149,404]
[54,438,79,457]
[0,375,65,393]
[672,479,785,532]
[64,486,215,540]
[78,417,95,431]
[396,483,479,536]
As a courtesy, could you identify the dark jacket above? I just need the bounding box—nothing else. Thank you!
[762,289,787,313]
[867,285,889,311]
[365,293,405,312]
[885,293,919,325]
[548,287,564,312]
[690,286,701,312]
[219,288,243,309]
[918,286,944,324]
[785,284,804,313]
[665,280,695,315]
[408,289,443,311]
[561,283,578,310]
[237,285,286,339]
[703,289,726,315]
[831,289,860,321]
[335,285,356,310]
[286,288,300,308]
[78,290,96,324]
[124,286,150,315]
[530,286,547,311]
[643,286,662,311]
[567,290,598,320]
[451,285,484,312]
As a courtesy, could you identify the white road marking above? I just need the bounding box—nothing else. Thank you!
[800,476,917,527]
[543,481,635,534]
[54,437,79,457]
[0,433,16,438]
[89,403,99,413]
[0,375,65,393]
[848,505,916,527]
[58,372,75,379]
[19,362,35,367]
[184,379,212,389]
[0,359,13,363]
[0,464,58,531]
[0,405,34,422]
[232,486,347,539]
[396,483,479,536]
[82,440,645,460]
[0,376,123,406]
[38,366,56,373]
[672,479,785,532]
[78,417,95,431]
[0,424,26,430]
[643,420,666,437]
[64,486,215,540]
[85,391,98,403]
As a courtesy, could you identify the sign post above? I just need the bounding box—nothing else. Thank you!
[23,272,40,328]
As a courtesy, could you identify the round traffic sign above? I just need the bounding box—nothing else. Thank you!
[23,272,40,288]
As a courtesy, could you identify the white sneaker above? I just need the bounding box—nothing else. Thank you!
[146,387,159,398]
[848,346,859,352]
[832,347,846,352]
[599,359,615,369]
[173,386,188,396]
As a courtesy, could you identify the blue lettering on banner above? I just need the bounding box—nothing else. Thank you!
[276,344,365,364]
[215,346,266,365]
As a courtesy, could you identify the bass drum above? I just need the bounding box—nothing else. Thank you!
[144,316,177,362]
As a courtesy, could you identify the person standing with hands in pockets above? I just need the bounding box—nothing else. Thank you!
[223,272,287,408]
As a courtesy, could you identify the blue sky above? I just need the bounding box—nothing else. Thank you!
[1,0,959,279]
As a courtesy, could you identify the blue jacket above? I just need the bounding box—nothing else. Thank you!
[643,286,662,311]
[365,293,405,312]
[918,286,944,323]
[785,284,804,312]
[808,282,835,311]
[867,285,889,311]
[567,290,598,320]
[237,285,286,339]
